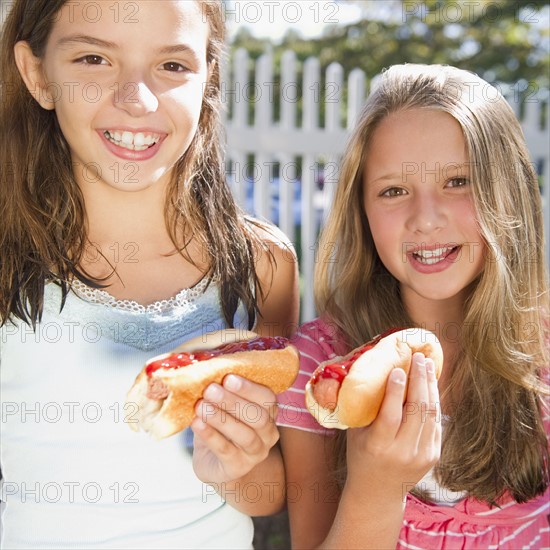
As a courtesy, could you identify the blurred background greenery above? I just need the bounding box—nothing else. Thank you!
[229,0,549,87]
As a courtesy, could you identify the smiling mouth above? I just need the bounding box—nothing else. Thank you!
[103,130,161,151]
[412,246,460,265]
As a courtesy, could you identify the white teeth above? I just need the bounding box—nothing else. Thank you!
[104,130,161,151]
[134,133,145,147]
[413,246,456,265]
[417,247,451,258]
[121,131,133,146]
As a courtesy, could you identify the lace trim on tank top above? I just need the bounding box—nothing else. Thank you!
[69,277,210,314]
[50,278,219,351]
[40,278,249,351]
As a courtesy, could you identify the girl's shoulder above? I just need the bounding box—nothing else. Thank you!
[245,218,300,337]
[245,218,298,283]
[246,218,297,260]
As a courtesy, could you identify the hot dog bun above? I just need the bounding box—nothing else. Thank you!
[126,329,300,440]
[305,328,443,429]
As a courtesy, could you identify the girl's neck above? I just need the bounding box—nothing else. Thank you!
[75,176,208,304]
[403,289,468,399]
[403,288,466,339]
[80,180,171,246]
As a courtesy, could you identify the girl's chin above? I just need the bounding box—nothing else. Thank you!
[402,283,472,304]
[78,166,173,193]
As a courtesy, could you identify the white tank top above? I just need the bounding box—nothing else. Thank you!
[0,281,253,549]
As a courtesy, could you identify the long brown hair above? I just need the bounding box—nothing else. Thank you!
[0,0,267,329]
[317,64,549,504]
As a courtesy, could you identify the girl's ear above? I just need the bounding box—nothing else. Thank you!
[13,41,55,111]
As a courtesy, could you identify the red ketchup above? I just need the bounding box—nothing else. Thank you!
[145,336,289,377]
[311,328,403,385]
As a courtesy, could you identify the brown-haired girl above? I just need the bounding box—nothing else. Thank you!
[0,1,298,547]
[277,64,549,549]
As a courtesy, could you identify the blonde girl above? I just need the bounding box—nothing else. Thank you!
[0,1,298,548]
[277,64,549,549]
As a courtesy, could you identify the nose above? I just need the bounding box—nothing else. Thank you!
[113,78,159,117]
[405,192,447,235]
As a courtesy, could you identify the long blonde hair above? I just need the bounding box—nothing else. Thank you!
[0,0,267,329]
[317,64,549,504]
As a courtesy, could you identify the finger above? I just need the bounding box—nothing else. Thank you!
[202,381,273,432]
[367,367,408,444]
[420,359,441,432]
[195,398,278,454]
[223,375,279,420]
[418,358,442,458]
[401,353,430,433]
[425,358,441,420]
[191,417,249,474]
[199,383,277,453]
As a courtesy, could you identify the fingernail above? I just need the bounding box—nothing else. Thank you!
[203,383,223,401]
[413,352,425,366]
[224,374,241,392]
[425,359,435,375]
[390,368,407,384]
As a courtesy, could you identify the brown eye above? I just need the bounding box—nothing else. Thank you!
[76,55,106,65]
[162,62,188,72]
[447,177,469,188]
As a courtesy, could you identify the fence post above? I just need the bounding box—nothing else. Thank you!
[254,52,274,222]
[322,62,344,223]
[280,50,298,243]
[301,57,321,322]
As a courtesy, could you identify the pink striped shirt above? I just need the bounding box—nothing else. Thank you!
[277,318,550,550]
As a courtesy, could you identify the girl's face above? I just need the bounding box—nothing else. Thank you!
[27,0,210,193]
[363,108,485,311]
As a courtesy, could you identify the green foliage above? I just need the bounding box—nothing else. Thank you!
[230,0,549,89]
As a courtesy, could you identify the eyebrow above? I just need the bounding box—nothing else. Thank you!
[368,163,471,184]
[157,44,202,65]
[158,44,197,56]
[367,174,403,185]
[56,35,200,61]
[56,35,118,49]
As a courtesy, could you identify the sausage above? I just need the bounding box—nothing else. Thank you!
[305,328,443,429]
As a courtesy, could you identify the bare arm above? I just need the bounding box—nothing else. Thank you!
[281,355,441,548]
[191,223,300,515]
[279,427,340,549]
[252,222,300,339]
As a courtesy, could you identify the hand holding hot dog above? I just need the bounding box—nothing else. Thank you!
[345,352,442,503]
[126,329,300,440]
[191,373,282,484]
[305,328,443,429]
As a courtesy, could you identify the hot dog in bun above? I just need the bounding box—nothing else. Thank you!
[127,329,300,439]
[305,328,443,430]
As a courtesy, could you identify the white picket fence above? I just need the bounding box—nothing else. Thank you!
[223,49,550,323]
